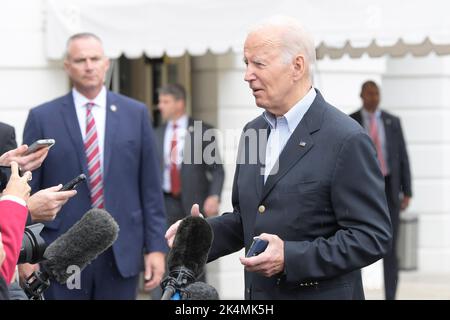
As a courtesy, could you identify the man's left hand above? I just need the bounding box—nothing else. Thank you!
[401,196,411,211]
[239,233,285,278]
[0,145,49,172]
[203,195,220,217]
[143,252,166,291]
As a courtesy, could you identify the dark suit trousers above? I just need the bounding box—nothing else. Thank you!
[43,248,139,300]
[383,175,400,300]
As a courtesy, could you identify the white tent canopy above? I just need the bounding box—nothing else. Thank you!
[46,0,450,59]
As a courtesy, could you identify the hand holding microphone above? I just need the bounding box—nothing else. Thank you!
[165,203,203,249]
[161,212,213,300]
[23,208,119,299]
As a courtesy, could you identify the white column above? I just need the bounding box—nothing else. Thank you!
[0,0,68,142]
[383,54,450,273]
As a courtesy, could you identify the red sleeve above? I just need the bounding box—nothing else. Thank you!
[0,200,28,283]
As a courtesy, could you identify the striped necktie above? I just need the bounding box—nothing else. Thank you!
[369,114,387,176]
[84,102,104,208]
[170,122,181,196]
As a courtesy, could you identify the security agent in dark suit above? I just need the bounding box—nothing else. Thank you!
[152,84,224,299]
[0,122,17,155]
[155,84,224,226]
[350,80,412,300]
[166,16,392,300]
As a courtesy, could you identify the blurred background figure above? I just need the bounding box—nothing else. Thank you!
[151,83,224,299]
[155,83,224,225]
[350,80,413,300]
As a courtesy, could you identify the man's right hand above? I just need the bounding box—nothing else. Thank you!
[18,263,39,286]
[165,203,203,248]
[28,185,77,222]
[2,161,32,201]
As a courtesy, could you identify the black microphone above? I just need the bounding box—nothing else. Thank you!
[23,208,119,299]
[181,282,219,300]
[161,216,213,300]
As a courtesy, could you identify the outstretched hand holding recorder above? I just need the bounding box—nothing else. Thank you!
[60,174,86,191]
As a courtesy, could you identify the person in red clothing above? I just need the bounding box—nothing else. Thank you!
[0,161,32,283]
[0,232,5,269]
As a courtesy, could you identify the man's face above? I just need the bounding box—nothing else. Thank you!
[64,37,110,94]
[361,84,380,112]
[158,94,182,121]
[243,31,295,114]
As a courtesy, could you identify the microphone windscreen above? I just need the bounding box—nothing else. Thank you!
[183,282,219,300]
[41,209,119,283]
[167,216,213,277]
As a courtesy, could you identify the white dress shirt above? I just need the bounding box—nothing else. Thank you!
[162,114,188,193]
[263,87,316,183]
[73,86,107,172]
[0,195,26,207]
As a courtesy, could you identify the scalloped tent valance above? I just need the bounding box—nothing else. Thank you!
[46,0,450,60]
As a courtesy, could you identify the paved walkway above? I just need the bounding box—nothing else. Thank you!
[365,271,450,300]
[141,271,450,300]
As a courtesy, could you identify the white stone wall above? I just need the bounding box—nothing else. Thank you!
[0,0,68,143]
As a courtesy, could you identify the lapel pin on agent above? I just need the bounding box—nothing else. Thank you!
[299,141,307,147]
[110,105,117,112]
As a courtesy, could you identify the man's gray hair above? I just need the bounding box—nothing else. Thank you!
[249,15,316,69]
[65,32,103,59]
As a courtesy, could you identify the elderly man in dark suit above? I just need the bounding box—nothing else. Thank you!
[350,80,412,300]
[166,16,392,300]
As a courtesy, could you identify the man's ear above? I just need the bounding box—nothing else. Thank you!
[63,59,70,73]
[293,54,306,80]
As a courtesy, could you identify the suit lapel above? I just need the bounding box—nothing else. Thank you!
[381,111,394,166]
[260,92,325,202]
[182,117,195,170]
[103,92,120,181]
[353,110,363,126]
[158,123,167,172]
[255,122,270,199]
[60,92,89,175]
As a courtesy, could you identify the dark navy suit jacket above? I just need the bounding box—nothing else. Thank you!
[23,91,167,278]
[207,90,392,300]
